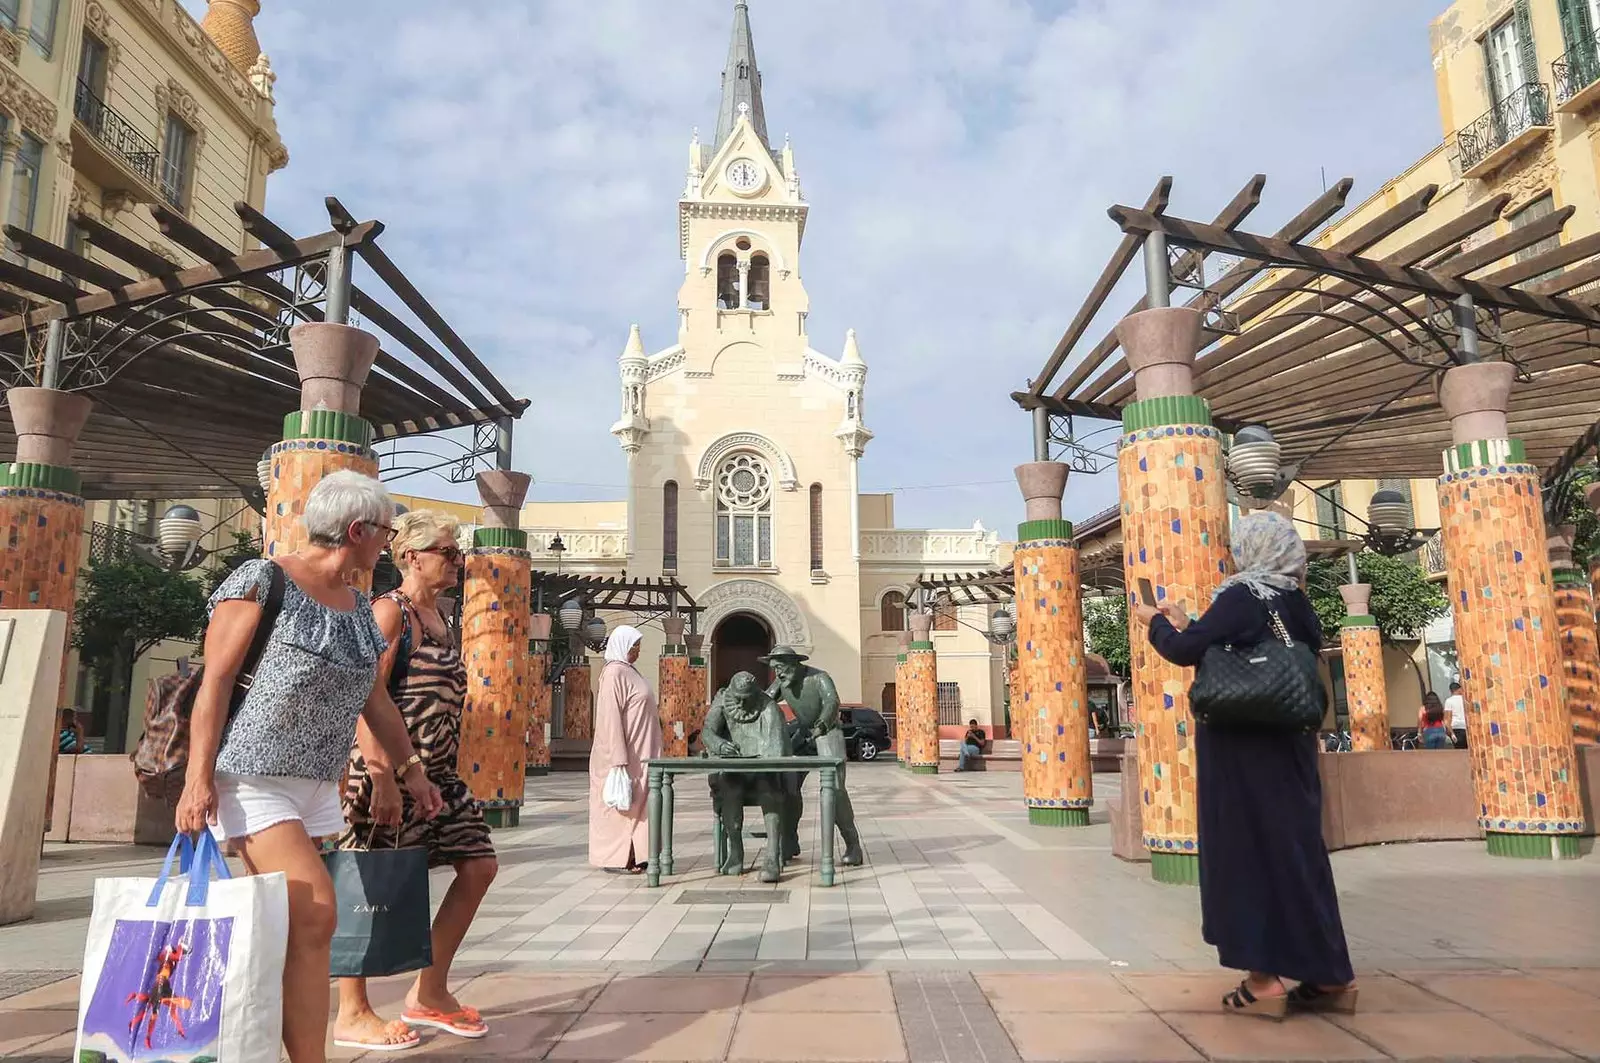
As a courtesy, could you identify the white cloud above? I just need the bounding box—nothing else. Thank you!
[245,0,1442,528]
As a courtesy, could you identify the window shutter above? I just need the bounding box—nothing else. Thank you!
[1558,0,1594,53]
[1515,0,1539,89]
[662,481,678,570]
[808,483,823,571]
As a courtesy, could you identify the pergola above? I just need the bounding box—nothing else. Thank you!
[0,196,528,502]
[1016,174,1600,498]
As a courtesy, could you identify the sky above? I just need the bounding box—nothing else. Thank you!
[226,0,1445,532]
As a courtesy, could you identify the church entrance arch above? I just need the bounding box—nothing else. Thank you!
[712,612,774,695]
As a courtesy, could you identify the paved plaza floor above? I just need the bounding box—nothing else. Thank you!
[3,764,1599,1060]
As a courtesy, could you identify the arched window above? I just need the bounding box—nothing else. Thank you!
[715,452,772,568]
[716,252,739,309]
[880,591,906,632]
[808,483,823,572]
[747,253,770,310]
[662,480,679,572]
[934,592,958,632]
[737,61,749,80]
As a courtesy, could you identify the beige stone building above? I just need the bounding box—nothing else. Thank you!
[46,0,286,749]
[509,3,1013,732]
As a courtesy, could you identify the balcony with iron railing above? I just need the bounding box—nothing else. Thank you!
[71,78,161,194]
[1554,33,1600,112]
[1421,531,1448,583]
[1455,81,1552,179]
[87,521,159,565]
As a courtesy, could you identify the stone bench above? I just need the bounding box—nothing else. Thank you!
[938,738,1022,772]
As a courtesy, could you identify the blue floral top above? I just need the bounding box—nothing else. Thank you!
[209,559,389,781]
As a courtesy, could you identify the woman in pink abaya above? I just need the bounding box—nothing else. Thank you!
[588,625,663,872]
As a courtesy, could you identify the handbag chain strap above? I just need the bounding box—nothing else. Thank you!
[1266,606,1295,648]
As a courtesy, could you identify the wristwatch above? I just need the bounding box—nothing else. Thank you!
[396,753,423,779]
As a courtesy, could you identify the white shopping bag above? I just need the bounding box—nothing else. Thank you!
[603,765,633,811]
[75,831,289,1063]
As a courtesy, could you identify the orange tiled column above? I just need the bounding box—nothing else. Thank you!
[1436,361,1584,858]
[265,324,381,590]
[686,632,708,739]
[1115,307,1230,885]
[2,386,92,833]
[658,616,692,757]
[527,613,553,775]
[562,644,593,741]
[1339,583,1389,750]
[1013,461,1092,825]
[458,470,533,828]
[1549,524,1600,746]
[903,613,939,773]
[893,631,909,766]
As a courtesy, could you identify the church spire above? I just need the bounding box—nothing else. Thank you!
[713,0,769,151]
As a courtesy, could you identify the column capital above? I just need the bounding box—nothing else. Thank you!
[1015,461,1069,527]
[1548,524,1577,571]
[1438,361,1514,447]
[908,612,934,642]
[662,615,686,646]
[1115,306,1202,401]
[476,469,532,530]
[6,386,92,469]
[289,322,378,414]
[1338,582,1377,627]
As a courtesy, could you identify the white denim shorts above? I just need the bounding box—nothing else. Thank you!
[210,772,344,842]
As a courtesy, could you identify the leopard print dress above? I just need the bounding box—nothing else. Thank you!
[338,590,494,867]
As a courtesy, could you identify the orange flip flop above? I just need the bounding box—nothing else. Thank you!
[401,1004,488,1039]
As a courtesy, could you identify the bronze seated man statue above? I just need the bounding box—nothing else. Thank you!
[701,671,797,883]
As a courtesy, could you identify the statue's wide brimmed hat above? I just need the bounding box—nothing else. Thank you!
[759,644,809,664]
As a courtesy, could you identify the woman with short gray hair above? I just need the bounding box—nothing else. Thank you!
[176,470,445,1061]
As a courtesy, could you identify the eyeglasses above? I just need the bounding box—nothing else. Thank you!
[416,544,463,563]
[364,522,397,544]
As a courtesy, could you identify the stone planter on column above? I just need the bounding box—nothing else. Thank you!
[903,614,939,773]
[527,613,553,776]
[1549,525,1599,746]
[562,638,593,742]
[1114,306,1229,884]
[686,632,708,738]
[265,324,381,587]
[1338,583,1389,751]
[1012,461,1093,825]
[457,470,533,828]
[2,386,93,833]
[1436,361,1584,857]
[659,616,692,757]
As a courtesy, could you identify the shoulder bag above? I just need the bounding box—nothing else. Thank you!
[1188,604,1327,732]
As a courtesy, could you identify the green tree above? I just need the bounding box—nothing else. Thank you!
[203,530,262,597]
[1305,552,1447,645]
[1083,594,1131,676]
[74,557,209,668]
[1546,462,1598,570]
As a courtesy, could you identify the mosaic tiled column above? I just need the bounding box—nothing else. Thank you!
[1013,462,1092,825]
[562,643,593,742]
[894,630,910,766]
[527,614,553,776]
[1339,583,1389,751]
[686,633,708,738]
[659,616,692,757]
[457,470,533,828]
[1549,525,1600,747]
[265,324,380,589]
[1115,307,1230,885]
[1436,361,1584,857]
[2,387,92,833]
[903,614,939,774]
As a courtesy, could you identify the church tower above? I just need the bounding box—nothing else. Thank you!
[615,0,871,700]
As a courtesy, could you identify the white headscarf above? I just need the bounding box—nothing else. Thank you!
[1214,511,1306,602]
[604,625,644,664]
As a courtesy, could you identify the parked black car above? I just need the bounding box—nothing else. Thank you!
[839,705,891,761]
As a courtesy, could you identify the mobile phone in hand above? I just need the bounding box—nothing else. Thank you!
[1137,577,1156,606]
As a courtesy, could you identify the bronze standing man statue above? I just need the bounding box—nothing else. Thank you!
[762,646,865,867]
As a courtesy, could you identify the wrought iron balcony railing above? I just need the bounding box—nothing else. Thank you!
[88,521,159,565]
[1421,531,1448,581]
[1455,82,1551,175]
[73,79,161,187]
[1554,33,1600,107]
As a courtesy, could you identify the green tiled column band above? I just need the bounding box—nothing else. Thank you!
[690,657,707,667]
[1553,567,1588,589]
[1150,851,1200,886]
[661,645,688,657]
[1442,438,1526,474]
[473,527,529,550]
[909,641,935,652]
[895,654,907,663]
[1340,615,1378,629]
[909,765,939,775]
[1485,831,1582,860]
[1017,519,1074,542]
[1121,395,1212,432]
[1028,807,1090,827]
[0,462,81,494]
[282,409,374,447]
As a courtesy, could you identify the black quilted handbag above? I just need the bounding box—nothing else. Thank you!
[1188,606,1327,731]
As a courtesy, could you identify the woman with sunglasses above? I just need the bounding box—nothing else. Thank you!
[333,509,498,1051]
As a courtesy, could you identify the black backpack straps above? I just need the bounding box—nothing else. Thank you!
[233,560,286,705]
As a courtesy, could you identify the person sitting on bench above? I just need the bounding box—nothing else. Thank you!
[956,719,987,772]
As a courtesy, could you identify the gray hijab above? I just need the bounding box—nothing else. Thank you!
[1214,511,1306,601]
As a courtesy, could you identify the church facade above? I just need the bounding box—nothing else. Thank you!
[516,3,1011,732]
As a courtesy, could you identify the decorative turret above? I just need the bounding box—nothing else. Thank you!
[200,0,262,75]
[611,324,650,455]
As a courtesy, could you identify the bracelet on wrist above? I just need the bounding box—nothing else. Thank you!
[396,753,423,779]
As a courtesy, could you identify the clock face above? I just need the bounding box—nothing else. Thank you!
[726,159,762,192]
